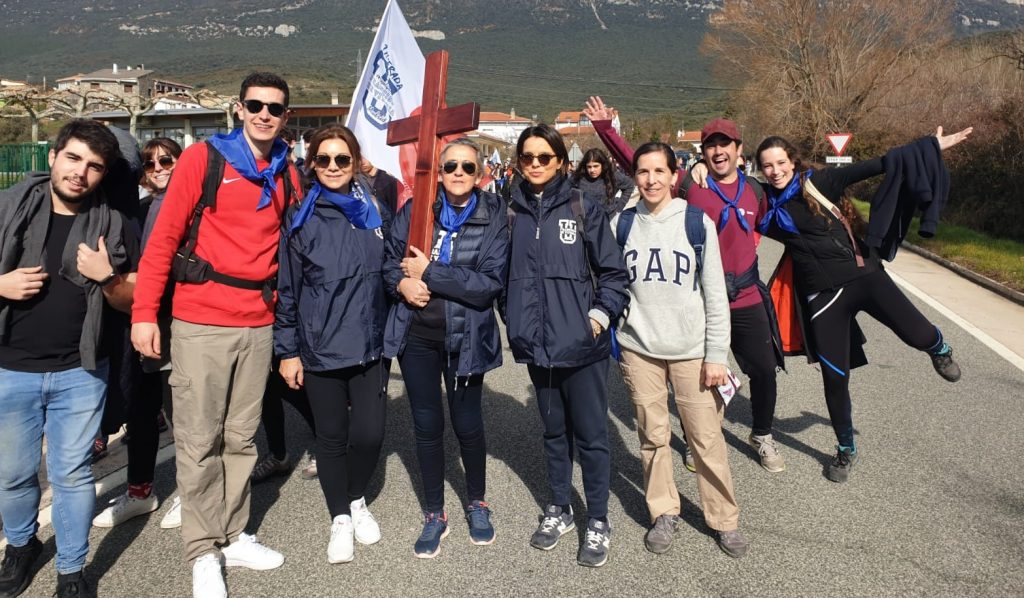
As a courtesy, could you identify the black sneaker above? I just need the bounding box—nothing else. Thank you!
[0,535,42,598]
[577,518,611,568]
[529,505,574,550]
[826,446,860,483]
[54,571,94,598]
[931,347,961,382]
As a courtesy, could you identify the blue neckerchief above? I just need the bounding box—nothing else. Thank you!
[288,180,381,235]
[759,170,811,235]
[206,128,290,211]
[437,190,477,264]
[707,172,750,233]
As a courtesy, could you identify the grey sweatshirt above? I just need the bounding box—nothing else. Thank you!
[611,197,731,363]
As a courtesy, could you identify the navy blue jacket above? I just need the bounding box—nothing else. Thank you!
[274,187,389,372]
[503,175,629,368]
[383,190,508,377]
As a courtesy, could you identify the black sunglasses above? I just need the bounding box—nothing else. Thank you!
[313,154,353,169]
[519,153,557,167]
[441,160,477,175]
[242,99,287,117]
[143,155,175,173]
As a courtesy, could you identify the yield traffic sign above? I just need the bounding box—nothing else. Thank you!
[826,133,853,156]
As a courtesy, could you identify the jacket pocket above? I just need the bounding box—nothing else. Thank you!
[304,259,362,352]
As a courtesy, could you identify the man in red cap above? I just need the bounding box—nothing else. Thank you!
[684,117,786,476]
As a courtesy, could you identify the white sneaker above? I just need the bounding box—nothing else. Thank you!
[328,515,354,564]
[222,532,284,570]
[92,493,158,528]
[160,495,182,529]
[350,497,381,545]
[192,553,227,598]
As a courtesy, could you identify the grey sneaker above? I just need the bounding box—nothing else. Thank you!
[644,514,679,554]
[530,505,574,550]
[577,518,611,568]
[683,442,696,473]
[300,456,318,480]
[826,446,859,483]
[716,529,749,558]
[251,453,290,483]
[748,433,786,473]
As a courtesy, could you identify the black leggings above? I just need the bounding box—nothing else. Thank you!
[262,359,317,460]
[126,370,172,485]
[398,335,487,513]
[808,269,942,448]
[729,304,779,436]
[303,360,388,519]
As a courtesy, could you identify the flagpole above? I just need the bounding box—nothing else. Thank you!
[346,0,396,129]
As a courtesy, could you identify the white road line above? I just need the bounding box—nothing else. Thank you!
[0,443,177,550]
[889,271,1024,372]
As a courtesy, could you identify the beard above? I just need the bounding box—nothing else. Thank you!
[50,176,94,206]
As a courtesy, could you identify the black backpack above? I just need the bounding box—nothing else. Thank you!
[170,143,297,304]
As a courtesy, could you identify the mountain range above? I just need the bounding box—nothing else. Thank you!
[1,0,1021,121]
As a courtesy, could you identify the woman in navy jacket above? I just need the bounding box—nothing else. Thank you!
[504,124,628,568]
[383,138,508,558]
[275,124,389,565]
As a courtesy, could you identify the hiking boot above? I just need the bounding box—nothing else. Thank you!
[92,492,159,528]
[748,433,786,473]
[826,446,860,483]
[0,535,42,598]
[250,453,290,483]
[350,497,381,545]
[413,511,449,559]
[716,529,749,558]
[191,553,226,598]
[530,505,575,550]
[577,518,611,568]
[465,500,495,546]
[160,495,182,529]
[931,347,961,382]
[683,442,696,473]
[54,571,94,598]
[221,533,284,570]
[644,514,679,555]
[300,457,318,480]
[328,515,354,564]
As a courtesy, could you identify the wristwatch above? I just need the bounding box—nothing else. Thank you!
[97,270,118,287]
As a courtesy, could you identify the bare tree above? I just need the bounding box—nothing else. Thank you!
[702,0,953,155]
[0,87,69,143]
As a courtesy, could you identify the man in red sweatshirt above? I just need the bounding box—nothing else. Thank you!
[131,72,298,598]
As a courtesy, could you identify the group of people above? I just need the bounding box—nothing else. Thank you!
[0,70,970,598]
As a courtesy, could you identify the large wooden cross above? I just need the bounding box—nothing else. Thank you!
[387,50,480,255]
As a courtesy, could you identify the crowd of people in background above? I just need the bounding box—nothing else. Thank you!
[0,71,970,598]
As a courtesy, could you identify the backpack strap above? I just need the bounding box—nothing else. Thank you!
[569,188,587,244]
[176,143,225,269]
[615,207,637,249]
[685,204,706,291]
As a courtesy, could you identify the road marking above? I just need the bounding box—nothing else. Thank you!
[889,271,1024,372]
[0,443,177,550]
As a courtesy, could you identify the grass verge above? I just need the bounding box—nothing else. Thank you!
[852,199,1024,293]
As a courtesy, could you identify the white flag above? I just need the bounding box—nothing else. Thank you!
[347,0,424,206]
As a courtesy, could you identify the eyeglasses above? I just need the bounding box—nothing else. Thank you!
[313,154,353,169]
[441,160,477,175]
[242,99,287,117]
[519,153,557,167]
[143,155,175,173]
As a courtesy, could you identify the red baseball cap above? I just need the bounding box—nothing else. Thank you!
[700,118,741,145]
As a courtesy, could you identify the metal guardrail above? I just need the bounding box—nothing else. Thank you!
[0,142,50,189]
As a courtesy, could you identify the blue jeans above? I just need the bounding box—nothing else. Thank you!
[0,361,107,574]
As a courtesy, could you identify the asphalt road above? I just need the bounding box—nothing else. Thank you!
[16,240,1024,597]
